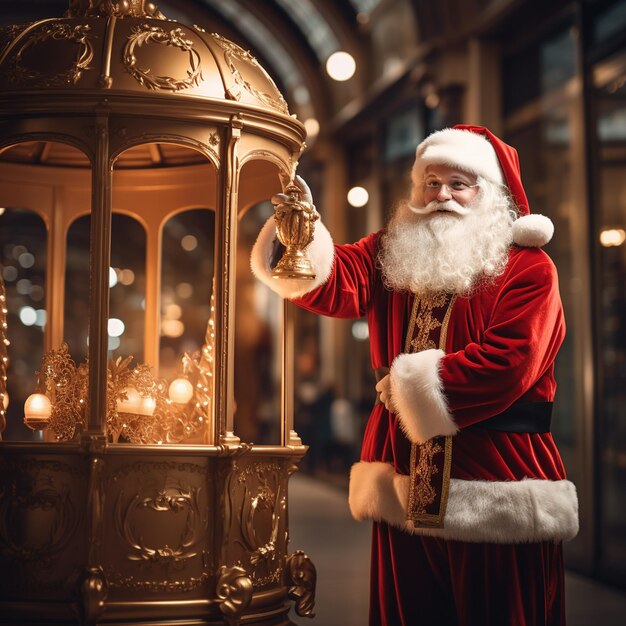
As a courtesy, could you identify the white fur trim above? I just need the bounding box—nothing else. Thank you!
[512,214,554,247]
[389,349,458,444]
[349,461,579,543]
[250,216,335,299]
[412,128,504,190]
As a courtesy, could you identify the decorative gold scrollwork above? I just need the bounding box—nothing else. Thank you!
[0,462,82,565]
[66,0,166,19]
[123,24,202,91]
[223,460,284,589]
[216,564,253,626]
[115,481,204,568]
[286,550,316,618]
[80,566,108,625]
[10,23,94,87]
[210,34,289,114]
[105,570,210,591]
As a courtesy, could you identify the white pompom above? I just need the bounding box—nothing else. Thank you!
[512,214,554,248]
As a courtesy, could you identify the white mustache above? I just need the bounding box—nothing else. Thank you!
[407,200,471,216]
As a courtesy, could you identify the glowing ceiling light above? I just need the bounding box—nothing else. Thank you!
[294,85,311,104]
[161,319,185,338]
[19,306,37,326]
[181,235,198,251]
[600,228,626,247]
[351,319,369,341]
[119,269,135,285]
[35,309,46,327]
[326,51,356,81]
[304,118,320,138]
[176,282,193,299]
[2,266,17,281]
[108,318,125,337]
[18,252,34,268]
[16,279,32,295]
[347,186,369,207]
[165,303,182,320]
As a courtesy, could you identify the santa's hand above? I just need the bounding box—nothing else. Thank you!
[375,374,396,412]
[271,174,314,207]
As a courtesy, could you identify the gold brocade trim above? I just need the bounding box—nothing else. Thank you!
[404,292,449,353]
[405,292,456,528]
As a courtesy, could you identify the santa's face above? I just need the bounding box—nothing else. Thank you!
[378,166,514,295]
[409,164,480,217]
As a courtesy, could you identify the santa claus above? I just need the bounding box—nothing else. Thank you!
[252,125,578,626]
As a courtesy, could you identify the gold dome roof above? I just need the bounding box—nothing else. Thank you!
[0,0,290,116]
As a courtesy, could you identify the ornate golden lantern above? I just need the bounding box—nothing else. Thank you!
[0,1,316,624]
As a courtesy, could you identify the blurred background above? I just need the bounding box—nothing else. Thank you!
[1,0,625,612]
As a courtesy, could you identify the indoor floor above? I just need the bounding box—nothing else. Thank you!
[288,474,626,626]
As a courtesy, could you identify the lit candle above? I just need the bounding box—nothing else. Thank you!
[117,387,142,414]
[137,395,156,416]
[168,378,194,404]
[24,393,52,430]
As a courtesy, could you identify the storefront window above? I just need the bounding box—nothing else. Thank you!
[593,49,626,575]
[503,21,590,564]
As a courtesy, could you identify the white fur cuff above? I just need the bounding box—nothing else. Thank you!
[349,461,579,543]
[512,214,554,247]
[389,349,457,443]
[250,216,335,299]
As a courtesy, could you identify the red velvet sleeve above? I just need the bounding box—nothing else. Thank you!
[294,232,380,319]
[440,249,565,427]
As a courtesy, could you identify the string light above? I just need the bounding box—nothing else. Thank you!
[0,277,8,437]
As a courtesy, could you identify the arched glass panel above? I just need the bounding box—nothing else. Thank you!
[64,213,146,362]
[0,207,47,441]
[236,200,282,444]
[159,209,215,381]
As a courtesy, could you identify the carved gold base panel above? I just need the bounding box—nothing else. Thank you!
[0,443,315,625]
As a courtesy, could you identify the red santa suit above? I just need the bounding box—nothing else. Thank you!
[251,126,578,626]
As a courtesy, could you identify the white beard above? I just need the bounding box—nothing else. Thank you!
[378,187,515,295]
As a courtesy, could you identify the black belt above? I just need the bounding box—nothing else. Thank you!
[468,401,553,433]
[373,367,552,433]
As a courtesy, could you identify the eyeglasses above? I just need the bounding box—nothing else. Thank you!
[422,180,479,195]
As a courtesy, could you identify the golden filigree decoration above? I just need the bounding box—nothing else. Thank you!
[0,275,8,438]
[216,564,253,626]
[106,571,210,592]
[0,462,81,563]
[31,293,216,444]
[224,460,283,587]
[0,23,25,62]
[10,23,94,87]
[80,566,108,625]
[210,34,289,114]
[66,0,166,19]
[285,550,316,618]
[239,479,281,568]
[39,344,88,441]
[115,481,204,567]
[123,24,202,91]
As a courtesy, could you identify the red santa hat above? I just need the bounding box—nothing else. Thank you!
[411,124,554,247]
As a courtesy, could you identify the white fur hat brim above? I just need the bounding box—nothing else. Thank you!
[412,128,505,189]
